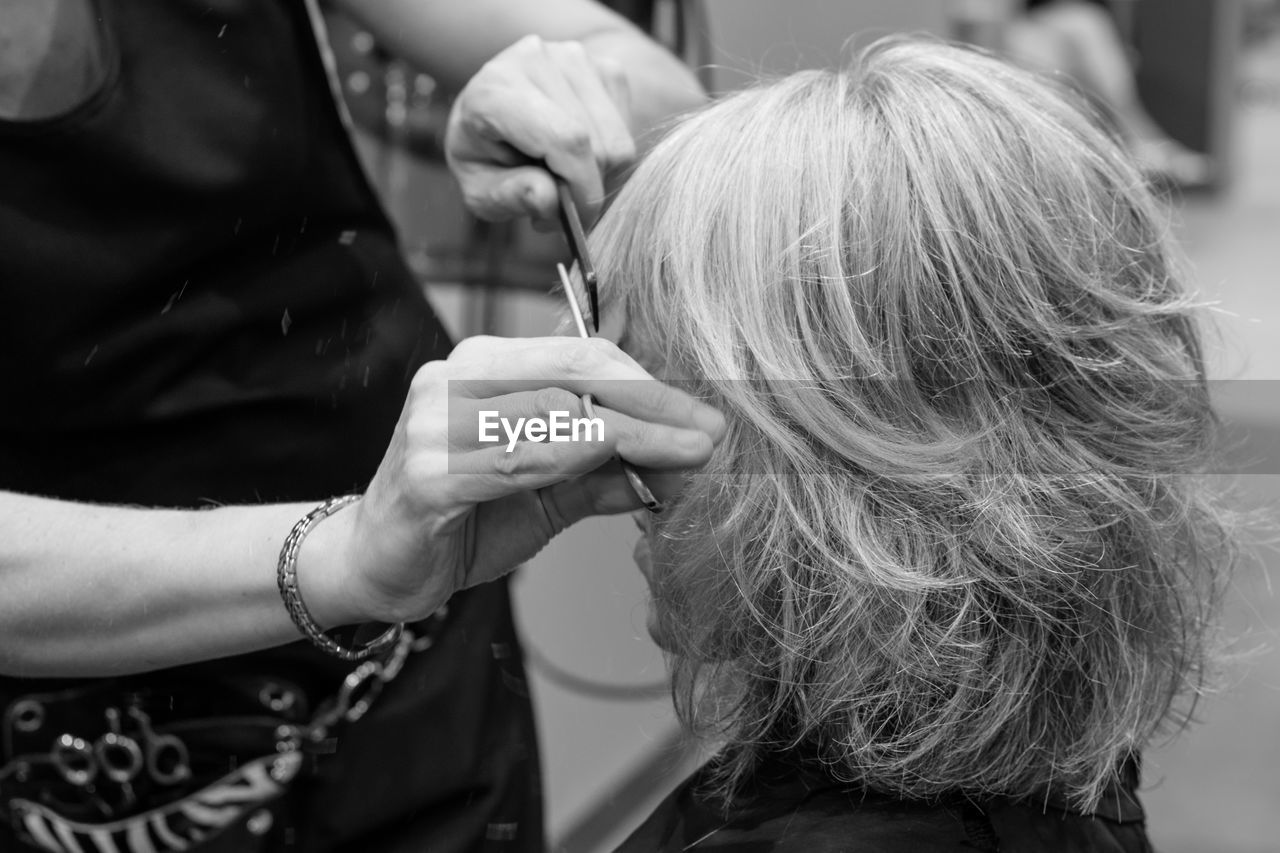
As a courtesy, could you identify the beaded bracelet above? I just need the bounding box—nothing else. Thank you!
[276,495,404,661]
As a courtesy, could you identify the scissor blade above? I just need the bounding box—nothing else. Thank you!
[555,180,600,332]
[556,263,591,339]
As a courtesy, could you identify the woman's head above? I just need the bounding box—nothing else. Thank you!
[593,38,1232,809]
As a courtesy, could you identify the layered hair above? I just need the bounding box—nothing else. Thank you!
[591,38,1234,810]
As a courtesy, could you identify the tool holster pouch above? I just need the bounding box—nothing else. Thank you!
[1,674,314,852]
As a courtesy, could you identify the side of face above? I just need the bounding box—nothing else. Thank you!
[629,510,668,646]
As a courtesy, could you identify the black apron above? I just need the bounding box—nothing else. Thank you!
[0,2,541,850]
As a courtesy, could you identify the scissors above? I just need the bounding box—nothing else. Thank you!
[553,182,663,513]
[554,179,599,332]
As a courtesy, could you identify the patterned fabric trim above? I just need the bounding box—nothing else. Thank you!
[11,752,301,853]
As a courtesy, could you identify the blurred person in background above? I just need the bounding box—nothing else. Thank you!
[0,1,716,851]
[954,0,1215,185]
[593,37,1236,852]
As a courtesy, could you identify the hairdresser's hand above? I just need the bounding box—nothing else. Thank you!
[314,335,724,626]
[445,34,636,226]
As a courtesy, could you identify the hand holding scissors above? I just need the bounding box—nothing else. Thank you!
[445,35,636,227]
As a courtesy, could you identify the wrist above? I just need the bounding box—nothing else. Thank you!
[277,495,403,662]
[291,497,364,630]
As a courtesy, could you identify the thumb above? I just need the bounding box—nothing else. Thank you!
[540,462,683,529]
[460,163,559,223]
[462,466,678,589]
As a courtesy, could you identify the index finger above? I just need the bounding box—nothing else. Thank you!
[447,336,725,438]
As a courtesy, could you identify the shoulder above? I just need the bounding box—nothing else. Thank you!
[615,765,984,853]
[616,757,1154,853]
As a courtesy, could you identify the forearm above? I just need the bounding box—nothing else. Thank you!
[0,492,358,678]
[336,0,705,134]
[0,338,727,677]
[578,28,706,145]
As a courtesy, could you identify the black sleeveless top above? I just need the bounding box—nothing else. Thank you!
[0,2,541,850]
[0,0,439,501]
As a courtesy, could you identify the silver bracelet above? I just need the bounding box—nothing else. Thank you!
[276,495,404,661]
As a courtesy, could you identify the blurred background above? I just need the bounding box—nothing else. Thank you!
[323,1,1280,850]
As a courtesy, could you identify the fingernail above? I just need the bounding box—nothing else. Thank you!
[672,427,713,455]
[693,404,727,442]
[518,186,540,216]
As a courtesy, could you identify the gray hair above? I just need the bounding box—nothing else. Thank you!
[592,37,1234,810]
